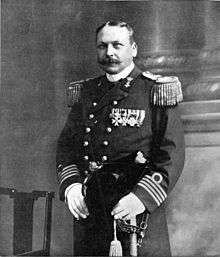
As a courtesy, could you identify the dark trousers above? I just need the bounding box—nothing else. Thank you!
[73,216,130,256]
[74,161,171,256]
[73,206,171,256]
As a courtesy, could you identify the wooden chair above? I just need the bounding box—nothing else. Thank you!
[0,187,55,256]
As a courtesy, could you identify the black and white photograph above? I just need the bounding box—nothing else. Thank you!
[1,1,220,256]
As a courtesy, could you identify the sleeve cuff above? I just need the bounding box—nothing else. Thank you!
[132,174,167,213]
[57,164,82,201]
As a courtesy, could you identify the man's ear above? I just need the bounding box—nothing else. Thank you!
[132,42,138,57]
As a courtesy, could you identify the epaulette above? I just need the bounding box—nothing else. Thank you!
[66,80,84,107]
[142,71,183,106]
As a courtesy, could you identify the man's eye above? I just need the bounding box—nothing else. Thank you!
[113,43,122,49]
[97,44,106,50]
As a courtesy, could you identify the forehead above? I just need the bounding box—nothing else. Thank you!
[97,26,130,44]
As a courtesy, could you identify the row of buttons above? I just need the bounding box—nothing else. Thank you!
[83,123,111,161]
[83,140,109,146]
[85,126,112,134]
[83,155,108,161]
[82,99,118,163]
[92,100,118,107]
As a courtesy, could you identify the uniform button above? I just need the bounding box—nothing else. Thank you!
[83,141,89,146]
[84,155,89,161]
[86,127,91,133]
[94,120,98,124]
[106,127,112,133]
[102,156,108,161]
[84,170,89,176]
[93,102,97,107]
[113,100,118,105]
[103,141,109,146]
[89,114,94,119]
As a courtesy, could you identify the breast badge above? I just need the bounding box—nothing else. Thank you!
[109,108,145,127]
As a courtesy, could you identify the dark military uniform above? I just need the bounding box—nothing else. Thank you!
[56,66,185,256]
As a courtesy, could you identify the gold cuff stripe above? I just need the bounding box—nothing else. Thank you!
[141,177,167,202]
[140,178,165,203]
[145,175,167,198]
[62,164,78,172]
[58,165,79,179]
[58,170,79,182]
[138,181,161,206]
[59,172,79,185]
[59,167,78,177]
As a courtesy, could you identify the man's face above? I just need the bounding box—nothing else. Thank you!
[96,26,137,74]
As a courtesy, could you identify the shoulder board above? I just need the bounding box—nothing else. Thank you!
[142,71,162,81]
[66,80,85,107]
[143,71,183,106]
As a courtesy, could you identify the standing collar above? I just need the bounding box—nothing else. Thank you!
[106,62,135,82]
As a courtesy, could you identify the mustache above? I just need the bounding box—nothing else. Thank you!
[98,58,121,65]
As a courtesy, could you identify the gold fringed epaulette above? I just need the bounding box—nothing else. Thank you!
[142,71,183,106]
[66,80,84,107]
[151,76,183,106]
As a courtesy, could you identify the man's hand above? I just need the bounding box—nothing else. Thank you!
[65,183,89,220]
[111,192,145,220]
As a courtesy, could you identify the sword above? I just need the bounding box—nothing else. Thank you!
[130,216,138,256]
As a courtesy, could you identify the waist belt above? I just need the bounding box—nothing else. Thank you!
[87,151,151,173]
[88,160,130,173]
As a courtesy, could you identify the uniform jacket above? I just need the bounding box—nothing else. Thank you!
[56,66,185,256]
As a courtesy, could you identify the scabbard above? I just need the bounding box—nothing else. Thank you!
[130,216,138,257]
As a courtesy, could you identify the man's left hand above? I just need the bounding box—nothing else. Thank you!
[111,192,145,220]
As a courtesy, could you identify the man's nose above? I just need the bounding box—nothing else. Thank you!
[106,45,114,56]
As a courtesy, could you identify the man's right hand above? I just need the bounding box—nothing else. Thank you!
[65,183,89,220]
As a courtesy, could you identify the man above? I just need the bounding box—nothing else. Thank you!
[56,21,185,256]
